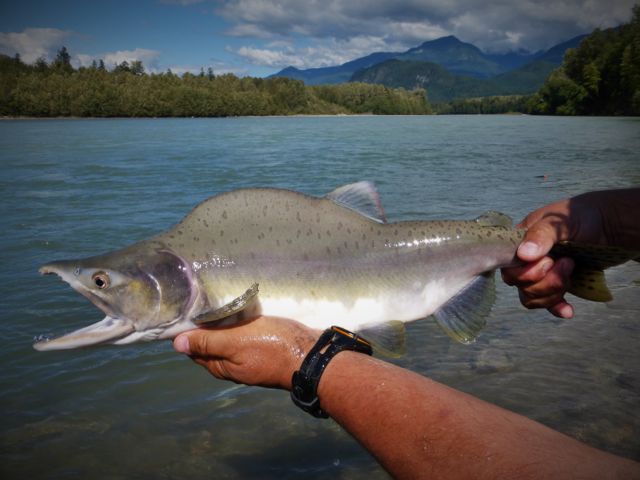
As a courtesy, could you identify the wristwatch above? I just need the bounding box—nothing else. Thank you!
[291,326,373,418]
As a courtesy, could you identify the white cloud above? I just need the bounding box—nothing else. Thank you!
[219,0,638,65]
[0,27,71,63]
[233,34,417,69]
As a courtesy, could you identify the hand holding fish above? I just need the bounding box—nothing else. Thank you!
[501,188,640,318]
[173,316,318,390]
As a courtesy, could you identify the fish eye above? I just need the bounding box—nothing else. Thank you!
[92,272,110,289]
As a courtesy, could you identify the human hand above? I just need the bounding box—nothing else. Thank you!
[501,193,607,318]
[173,316,320,390]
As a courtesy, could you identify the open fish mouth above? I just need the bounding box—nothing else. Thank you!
[35,263,135,351]
[33,316,135,351]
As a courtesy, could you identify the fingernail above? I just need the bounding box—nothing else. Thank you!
[558,304,574,319]
[518,241,540,259]
[174,335,190,354]
[540,259,553,275]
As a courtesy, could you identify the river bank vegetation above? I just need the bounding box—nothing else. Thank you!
[0,51,431,117]
[528,5,640,115]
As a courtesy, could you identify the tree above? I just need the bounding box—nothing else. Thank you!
[54,46,73,73]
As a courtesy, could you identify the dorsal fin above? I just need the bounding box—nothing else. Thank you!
[475,211,512,228]
[326,181,387,223]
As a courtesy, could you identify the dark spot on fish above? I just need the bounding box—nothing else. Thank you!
[276,239,280,246]
[220,230,225,237]
[269,226,273,232]
[211,239,216,245]
[297,212,302,222]
[338,222,343,230]
[326,247,331,254]
[377,230,381,236]
[222,211,228,220]
[456,228,462,235]
[487,231,492,237]
[326,230,331,237]
[355,241,360,250]
[203,220,209,228]
[347,228,351,234]
[343,241,348,249]
[394,229,398,236]
[317,233,321,239]
[297,229,301,238]
[177,230,183,236]
[307,228,312,236]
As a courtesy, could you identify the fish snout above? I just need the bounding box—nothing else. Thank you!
[39,260,80,284]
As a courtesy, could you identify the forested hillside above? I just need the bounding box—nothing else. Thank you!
[0,51,431,117]
[529,5,640,115]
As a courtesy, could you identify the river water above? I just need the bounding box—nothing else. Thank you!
[1,115,639,478]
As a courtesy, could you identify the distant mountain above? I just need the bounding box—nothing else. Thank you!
[272,34,586,100]
[272,51,396,85]
[350,59,498,102]
[350,35,587,102]
[395,36,505,78]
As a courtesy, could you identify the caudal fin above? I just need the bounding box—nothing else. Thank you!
[550,242,640,302]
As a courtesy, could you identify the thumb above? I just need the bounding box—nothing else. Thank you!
[173,329,223,356]
[517,221,559,262]
[173,333,192,354]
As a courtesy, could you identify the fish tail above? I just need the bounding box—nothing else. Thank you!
[550,242,640,302]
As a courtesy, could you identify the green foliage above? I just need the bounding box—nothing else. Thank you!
[531,5,640,115]
[0,54,432,117]
[433,95,532,114]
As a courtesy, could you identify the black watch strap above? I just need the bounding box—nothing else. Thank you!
[291,326,373,418]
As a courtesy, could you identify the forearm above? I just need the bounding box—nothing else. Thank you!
[317,351,640,479]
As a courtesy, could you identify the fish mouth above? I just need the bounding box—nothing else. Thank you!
[33,316,135,351]
[35,262,134,351]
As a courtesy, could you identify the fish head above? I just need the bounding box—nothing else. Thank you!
[35,247,196,350]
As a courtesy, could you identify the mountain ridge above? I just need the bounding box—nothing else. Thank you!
[272,34,587,100]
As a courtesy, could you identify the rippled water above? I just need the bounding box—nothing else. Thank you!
[1,116,639,478]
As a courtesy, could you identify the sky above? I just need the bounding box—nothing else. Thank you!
[0,0,636,77]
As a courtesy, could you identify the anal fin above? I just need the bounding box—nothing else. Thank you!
[434,272,496,344]
[193,283,259,325]
[357,320,406,357]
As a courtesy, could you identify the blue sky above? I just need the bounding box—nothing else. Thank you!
[0,0,636,77]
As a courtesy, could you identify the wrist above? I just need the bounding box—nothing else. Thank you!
[282,330,320,391]
[290,326,373,417]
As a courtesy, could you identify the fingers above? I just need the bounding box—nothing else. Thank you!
[503,256,575,318]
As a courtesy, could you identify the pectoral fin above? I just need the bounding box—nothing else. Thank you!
[193,283,259,325]
[433,272,496,344]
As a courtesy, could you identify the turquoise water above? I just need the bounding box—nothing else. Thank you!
[1,116,639,478]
